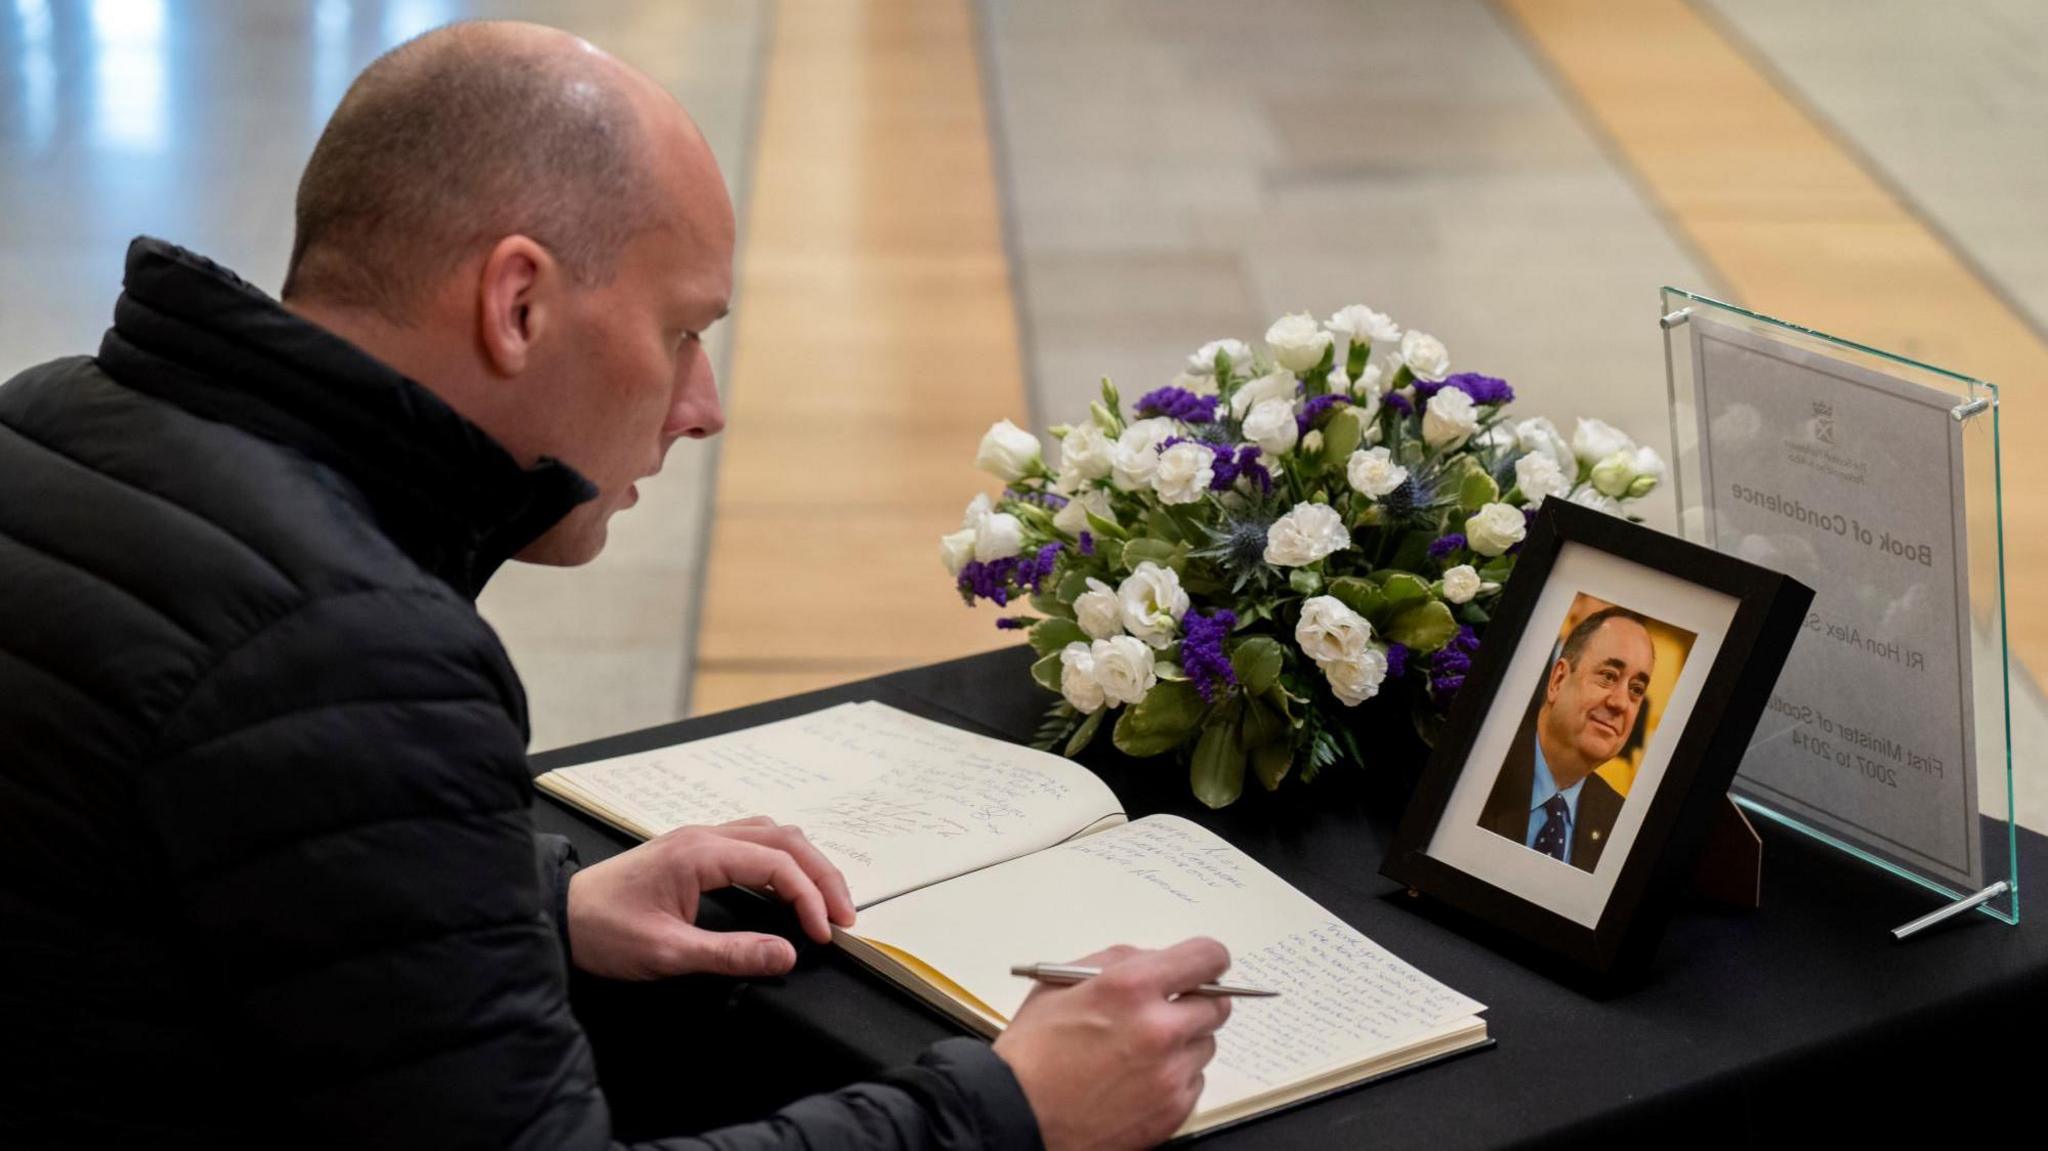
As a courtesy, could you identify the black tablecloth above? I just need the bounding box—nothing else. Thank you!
[533,648,2044,1147]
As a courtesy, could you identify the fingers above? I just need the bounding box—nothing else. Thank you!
[710,822,858,931]
[683,836,835,945]
[1115,937,1231,995]
[665,925,798,978]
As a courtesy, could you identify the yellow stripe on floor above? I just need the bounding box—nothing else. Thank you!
[691,0,1024,716]
[1498,0,2048,672]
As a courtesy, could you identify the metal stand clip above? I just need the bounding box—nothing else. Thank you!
[1950,397,1992,422]
[1892,880,2009,940]
[1659,307,1693,330]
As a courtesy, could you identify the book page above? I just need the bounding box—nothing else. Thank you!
[847,815,1485,1120]
[538,702,1126,906]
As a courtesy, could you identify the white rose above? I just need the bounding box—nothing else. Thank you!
[960,491,992,530]
[1465,502,1527,557]
[1324,648,1390,707]
[1053,487,1114,536]
[1569,484,1624,516]
[1441,564,1483,605]
[1110,417,1176,491]
[1324,304,1401,351]
[975,510,1024,562]
[1399,331,1450,382]
[1266,312,1335,374]
[1229,368,1298,421]
[1073,577,1123,640]
[1572,417,1635,467]
[1152,441,1216,505]
[1242,397,1300,456]
[975,419,1042,482]
[1117,561,1190,649]
[1422,388,1481,451]
[1090,635,1158,706]
[1056,424,1115,487]
[1263,502,1352,567]
[1624,446,1666,498]
[1324,368,1349,396]
[1589,445,1664,499]
[1187,338,1254,379]
[1514,416,1574,470]
[1301,429,1324,456]
[1346,446,1408,499]
[1171,369,1219,397]
[1294,595,1373,664]
[1059,642,1106,714]
[1514,450,1572,507]
[939,528,978,577]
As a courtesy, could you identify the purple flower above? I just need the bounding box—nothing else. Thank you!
[1007,487,1069,509]
[1213,444,1273,494]
[1135,387,1220,423]
[1442,372,1514,406]
[1078,531,1095,556]
[1454,625,1482,654]
[995,617,1031,630]
[1180,609,1240,704]
[1295,393,1351,435]
[1430,648,1472,677]
[1384,391,1413,416]
[958,543,1064,607]
[1431,673,1466,700]
[1385,642,1410,679]
[1427,533,1467,560]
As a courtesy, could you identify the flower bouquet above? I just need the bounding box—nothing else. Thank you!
[941,307,1665,807]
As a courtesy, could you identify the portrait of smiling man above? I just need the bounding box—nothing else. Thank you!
[1479,604,1660,874]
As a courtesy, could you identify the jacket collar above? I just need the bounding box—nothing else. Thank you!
[95,237,596,599]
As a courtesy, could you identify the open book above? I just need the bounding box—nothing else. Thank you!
[537,701,1488,1136]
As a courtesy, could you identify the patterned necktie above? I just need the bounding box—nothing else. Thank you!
[1532,793,1571,860]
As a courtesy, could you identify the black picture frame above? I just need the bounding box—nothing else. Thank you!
[1381,498,1812,985]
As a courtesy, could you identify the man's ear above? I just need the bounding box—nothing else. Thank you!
[476,235,557,377]
[1545,657,1569,704]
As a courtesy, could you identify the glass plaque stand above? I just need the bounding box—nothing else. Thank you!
[1659,290,2018,933]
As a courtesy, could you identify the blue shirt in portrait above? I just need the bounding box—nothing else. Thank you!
[1526,739,1587,865]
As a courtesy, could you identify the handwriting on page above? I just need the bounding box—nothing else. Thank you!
[1067,819,1250,904]
[1213,920,1472,1087]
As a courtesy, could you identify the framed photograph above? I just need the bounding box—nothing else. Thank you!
[1382,499,1812,982]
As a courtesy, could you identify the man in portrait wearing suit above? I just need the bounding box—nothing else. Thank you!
[1480,607,1657,873]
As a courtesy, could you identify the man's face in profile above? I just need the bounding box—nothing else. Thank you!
[1542,617,1655,768]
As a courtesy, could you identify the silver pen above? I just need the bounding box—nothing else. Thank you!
[1010,962,1280,998]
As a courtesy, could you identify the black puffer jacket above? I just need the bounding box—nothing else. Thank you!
[0,238,1040,1151]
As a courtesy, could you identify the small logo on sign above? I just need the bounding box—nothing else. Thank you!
[1812,401,1836,446]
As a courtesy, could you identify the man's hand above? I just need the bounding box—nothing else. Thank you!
[565,817,858,980]
[992,939,1233,1151]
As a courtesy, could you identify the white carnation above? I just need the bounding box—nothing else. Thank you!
[1187,338,1254,379]
[1514,450,1572,507]
[1073,577,1123,640]
[1090,636,1159,706]
[975,419,1042,482]
[1571,417,1635,467]
[1346,446,1408,499]
[1514,416,1574,471]
[1243,397,1301,456]
[1117,561,1190,649]
[1266,312,1335,373]
[1465,502,1527,558]
[975,510,1024,562]
[1422,388,1481,451]
[1171,369,1219,397]
[1152,441,1217,505]
[1324,648,1390,707]
[1294,595,1373,664]
[1229,368,1298,421]
[939,528,977,577]
[1569,484,1624,516]
[1056,423,1115,487]
[1110,417,1175,491]
[1053,487,1115,536]
[1264,502,1352,567]
[1324,304,1401,350]
[1441,564,1483,605]
[1059,642,1106,715]
[1399,331,1450,382]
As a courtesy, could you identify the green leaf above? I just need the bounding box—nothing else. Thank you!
[1030,651,1064,693]
[1241,695,1287,748]
[1459,603,1492,625]
[1064,708,1105,757]
[1379,572,1431,613]
[1228,636,1285,697]
[1190,720,1245,808]
[1122,538,1186,573]
[1478,557,1515,583]
[1459,468,1500,513]
[1320,407,1365,469]
[1326,576,1384,619]
[1111,680,1206,757]
[1028,617,1087,657]
[1057,571,1093,603]
[1085,509,1128,541]
[1388,529,1435,573]
[1288,568,1323,596]
[1153,661,1188,682]
[1252,742,1292,791]
[1029,592,1074,621]
[1145,508,1187,544]
[1388,600,1460,653]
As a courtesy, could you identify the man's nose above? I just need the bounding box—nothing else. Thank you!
[668,349,726,441]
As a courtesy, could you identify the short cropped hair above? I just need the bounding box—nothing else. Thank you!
[282,25,658,320]
[1559,607,1650,668]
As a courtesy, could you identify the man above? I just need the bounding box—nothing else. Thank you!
[0,22,1227,1150]
[1479,607,1656,873]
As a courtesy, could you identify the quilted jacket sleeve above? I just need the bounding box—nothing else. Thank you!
[136,588,1042,1151]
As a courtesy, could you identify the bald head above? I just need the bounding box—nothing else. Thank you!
[283,22,677,320]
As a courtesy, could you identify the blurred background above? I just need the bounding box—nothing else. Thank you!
[3,0,2044,830]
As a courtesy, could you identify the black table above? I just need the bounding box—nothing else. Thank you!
[533,648,2045,1147]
